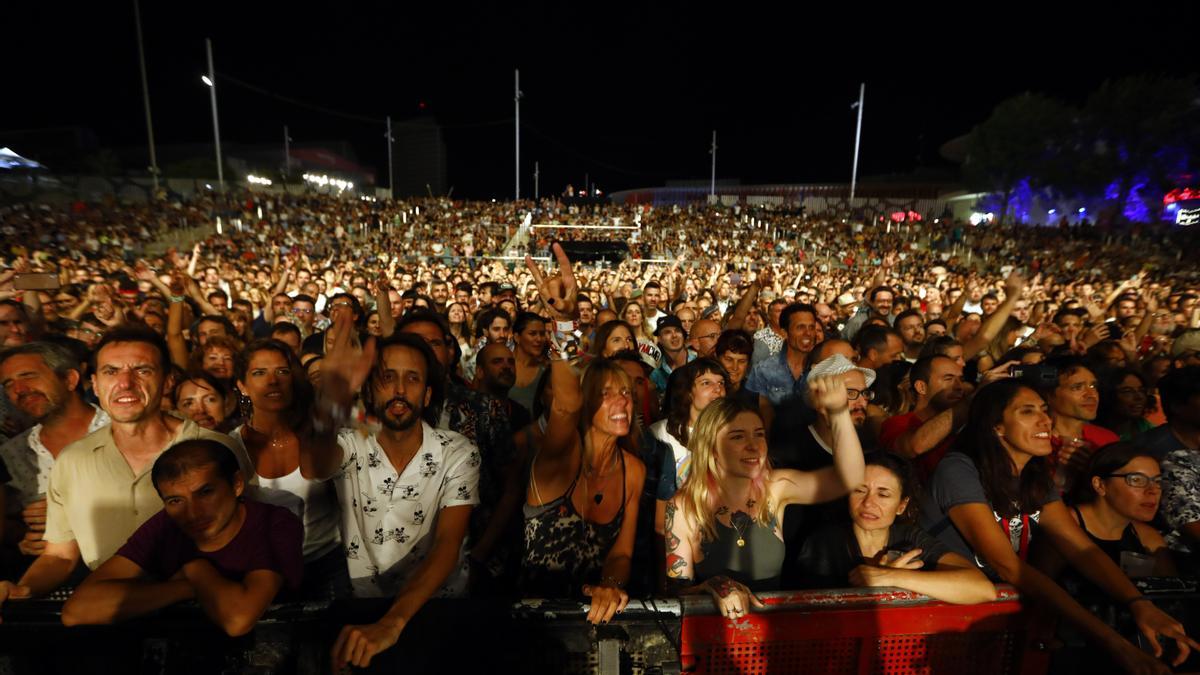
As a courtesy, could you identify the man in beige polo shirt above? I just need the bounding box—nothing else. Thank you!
[0,326,250,616]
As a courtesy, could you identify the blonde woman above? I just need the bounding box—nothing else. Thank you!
[664,376,865,618]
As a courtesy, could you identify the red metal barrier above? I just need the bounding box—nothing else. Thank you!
[680,585,1053,675]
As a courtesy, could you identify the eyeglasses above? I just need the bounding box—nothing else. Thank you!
[846,388,875,401]
[1104,472,1164,489]
[292,308,313,315]
[329,302,354,310]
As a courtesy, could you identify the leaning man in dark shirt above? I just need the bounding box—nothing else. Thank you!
[62,439,302,635]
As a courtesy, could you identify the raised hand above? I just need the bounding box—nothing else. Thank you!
[321,312,375,404]
[808,373,849,414]
[525,242,578,319]
[1003,269,1027,299]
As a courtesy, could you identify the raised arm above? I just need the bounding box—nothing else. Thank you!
[164,272,190,369]
[774,375,865,505]
[963,271,1026,359]
[525,243,583,465]
[726,267,769,332]
[307,313,375,480]
[373,273,396,338]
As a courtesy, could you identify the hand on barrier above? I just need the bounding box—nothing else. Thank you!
[331,619,404,671]
[0,581,32,623]
[582,583,628,625]
[848,550,924,589]
[705,575,765,620]
[1129,599,1200,668]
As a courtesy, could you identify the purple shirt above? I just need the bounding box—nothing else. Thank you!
[117,499,303,592]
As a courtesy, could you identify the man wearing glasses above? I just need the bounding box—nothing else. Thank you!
[302,293,365,356]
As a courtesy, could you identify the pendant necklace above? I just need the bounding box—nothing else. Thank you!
[730,511,749,548]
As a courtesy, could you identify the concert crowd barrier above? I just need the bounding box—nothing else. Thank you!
[0,584,1095,674]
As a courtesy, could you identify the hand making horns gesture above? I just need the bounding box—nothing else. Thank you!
[525,242,578,319]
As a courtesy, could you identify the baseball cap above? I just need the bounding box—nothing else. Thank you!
[807,354,876,388]
[654,315,687,338]
[837,292,857,308]
[497,282,517,295]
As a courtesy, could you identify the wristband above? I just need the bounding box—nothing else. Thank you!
[169,295,186,304]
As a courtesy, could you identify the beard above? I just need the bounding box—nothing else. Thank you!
[376,396,422,431]
[17,389,66,422]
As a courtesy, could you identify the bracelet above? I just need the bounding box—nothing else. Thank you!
[169,295,186,304]
[600,575,624,590]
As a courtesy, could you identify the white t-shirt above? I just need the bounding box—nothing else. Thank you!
[333,423,480,598]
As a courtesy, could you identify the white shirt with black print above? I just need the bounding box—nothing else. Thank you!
[333,422,480,598]
[1162,448,1200,552]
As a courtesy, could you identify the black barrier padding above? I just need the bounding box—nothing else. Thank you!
[0,598,681,675]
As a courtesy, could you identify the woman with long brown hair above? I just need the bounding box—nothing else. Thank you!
[234,338,346,598]
[519,245,647,626]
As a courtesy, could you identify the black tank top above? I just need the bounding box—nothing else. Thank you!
[694,510,785,592]
[520,452,627,598]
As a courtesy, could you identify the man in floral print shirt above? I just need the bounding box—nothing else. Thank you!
[1153,367,1200,551]
[305,318,479,670]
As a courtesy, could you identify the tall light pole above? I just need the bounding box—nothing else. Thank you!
[283,125,292,177]
[709,130,717,200]
[514,69,522,201]
[534,161,540,201]
[385,116,394,198]
[133,0,159,196]
[850,82,865,202]
[202,38,224,193]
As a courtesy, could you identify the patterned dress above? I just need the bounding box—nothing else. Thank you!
[520,453,627,598]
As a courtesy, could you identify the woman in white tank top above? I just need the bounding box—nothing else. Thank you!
[234,339,347,598]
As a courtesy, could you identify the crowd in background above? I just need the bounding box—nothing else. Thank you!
[0,189,1199,672]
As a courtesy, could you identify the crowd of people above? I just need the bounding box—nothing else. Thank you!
[0,189,1199,672]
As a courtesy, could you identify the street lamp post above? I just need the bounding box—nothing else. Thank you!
[202,38,225,193]
[850,83,865,203]
[385,116,394,198]
[133,0,159,196]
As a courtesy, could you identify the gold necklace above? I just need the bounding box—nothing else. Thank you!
[729,511,749,548]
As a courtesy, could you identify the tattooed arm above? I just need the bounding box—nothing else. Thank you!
[663,498,765,617]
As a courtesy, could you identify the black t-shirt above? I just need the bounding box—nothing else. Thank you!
[919,452,1060,578]
[796,520,949,589]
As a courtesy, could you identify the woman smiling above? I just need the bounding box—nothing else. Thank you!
[919,380,1196,673]
[664,375,865,618]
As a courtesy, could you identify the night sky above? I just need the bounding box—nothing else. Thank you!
[8,5,1193,198]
